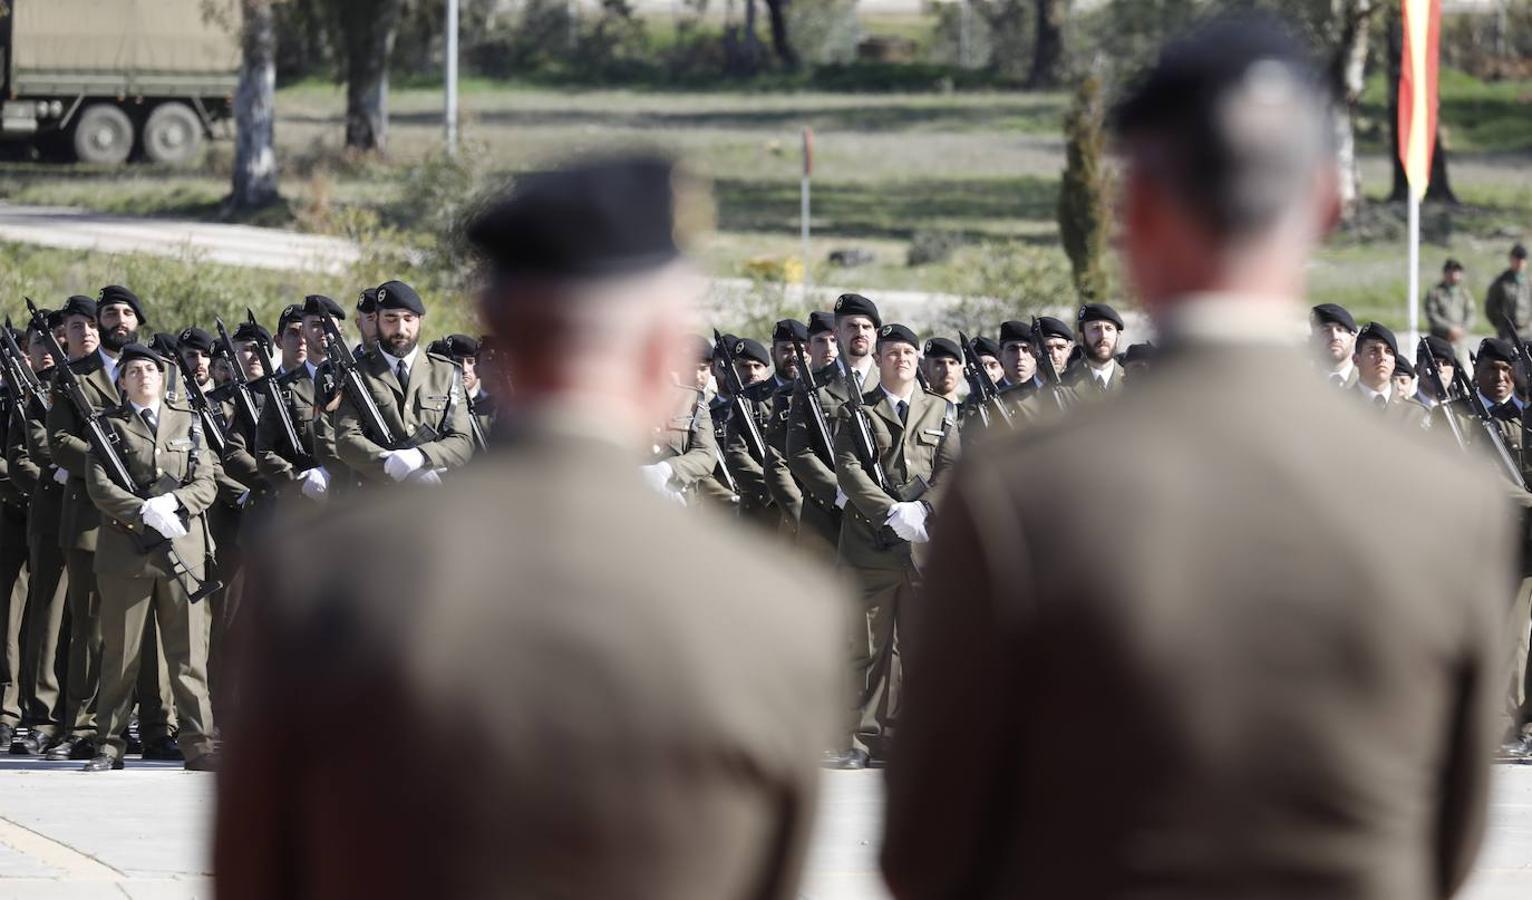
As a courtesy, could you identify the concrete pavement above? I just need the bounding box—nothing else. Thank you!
[0,756,1527,898]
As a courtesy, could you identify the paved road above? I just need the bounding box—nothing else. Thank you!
[0,758,1527,898]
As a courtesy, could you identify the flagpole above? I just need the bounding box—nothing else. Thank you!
[1408,188,1421,350]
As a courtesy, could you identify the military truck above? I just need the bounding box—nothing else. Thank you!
[0,0,240,165]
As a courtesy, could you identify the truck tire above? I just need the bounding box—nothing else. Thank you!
[143,102,205,167]
[71,104,135,165]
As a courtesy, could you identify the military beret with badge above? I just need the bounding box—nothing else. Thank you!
[833,293,881,328]
[97,285,147,325]
[877,323,919,349]
[923,337,961,362]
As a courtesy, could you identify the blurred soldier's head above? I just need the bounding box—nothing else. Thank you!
[1443,258,1464,286]
[998,321,1035,384]
[1112,14,1337,318]
[467,155,708,441]
[1511,243,1528,274]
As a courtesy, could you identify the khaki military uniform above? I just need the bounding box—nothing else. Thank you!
[46,351,174,747]
[0,390,31,734]
[786,361,872,561]
[1353,384,1430,431]
[216,417,843,900]
[722,380,781,529]
[334,349,475,483]
[85,398,218,764]
[763,380,804,536]
[1487,269,1532,343]
[650,385,723,505]
[1425,281,1476,350]
[833,386,959,760]
[1062,358,1127,397]
[254,364,348,501]
[9,383,68,740]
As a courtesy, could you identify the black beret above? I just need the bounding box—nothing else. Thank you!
[1479,337,1517,367]
[61,295,98,321]
[356,287,380,314]
[232,321,273,350]
[301,294,346,320]
[833,293,881,328]
[466,155,690,280]
[177,327,214,354]
[923,337,961,361]
[771,318,809,344]
[1077,302,1125,330]
[428,333,480,360]
[97,285,146,325]
[998,320,1031,345]
[1513,243,1528,260]
[1310,302,1358,333]
[1423,334,1456,364]
[276,304,305,333]
[972,335,1000,358]
[732,337,770,366]
[1355,322,1398,358]
[376,280,426,316]
[877,323,919,349]
[115,343,167,373]
[1123,342,1157,366]
[807,311,834,336]
[1393,356,1416,379]
[27,308,59,335]
[149,333,180,358]
[1034,316,1074,342]
[691,334,714,363]
[1443,258,1463,272]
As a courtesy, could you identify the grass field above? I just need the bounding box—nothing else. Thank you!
[0,66,1527,334]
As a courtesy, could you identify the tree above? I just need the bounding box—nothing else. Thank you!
[1324,0,1381,220]
[322,0,406,153]
[229,0,280,211]
[763,0,798,70]
[1057,70,1110,303]
[1028,0,1067,88]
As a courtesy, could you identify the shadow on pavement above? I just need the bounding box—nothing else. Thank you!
[0,757,187,772]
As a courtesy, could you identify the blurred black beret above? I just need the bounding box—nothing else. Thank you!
[1393,355,1416,379]
[376,280,426,316]
[877,323,919,349]
[808,311,834,336]
[232,321,273,350]
[1311,303,1358,333]
[1479,337,1517,367]
[276,304,305,333]
[61,295,98,321]
[1512,243,1528,260]
[772,318,809,344]
[1443,258,1463,272]
[732,337,770,366]
[356,287,380,314]
[1422,334,1456,365]
[149,332,179,359]
[428,333,480,360]
[301,294,346,320]
[1123,342,1157,366]
[466,155,692,280]
[27,308,59,335]
[97,285,146,325]
[177,327,214,354]
[972,335,1000,358]
[691,334,714,363]
[1034,316,1074,342]
[833,293,881,328]
[923,337,961,361]
[999,320,1031,346]
[1077,302,1125,330]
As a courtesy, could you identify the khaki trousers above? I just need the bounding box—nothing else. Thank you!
[20,540,67,737]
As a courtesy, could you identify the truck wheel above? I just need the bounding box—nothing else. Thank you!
[142,102,205,167]
[71,104,135,165]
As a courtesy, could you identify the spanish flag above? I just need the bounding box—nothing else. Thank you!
[1398,0,1441,199]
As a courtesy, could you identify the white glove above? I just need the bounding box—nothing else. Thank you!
[383,447,426,482]
[143,493,180,520]
[410,469,443,487]
[299,466,330,500]
[640,462,673,495]
[139,501,188,540]
[885,501,930,543]
[834,487,848,509]
[663,486,688,507]
[52,467,69,485]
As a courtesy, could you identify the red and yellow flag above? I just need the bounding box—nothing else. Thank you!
[1398,0,1441,199]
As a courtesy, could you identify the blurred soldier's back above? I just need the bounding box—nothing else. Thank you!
[882,16,1514,900]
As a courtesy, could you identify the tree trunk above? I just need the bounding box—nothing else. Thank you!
[230,0,279,211]
[339,0,405,153]
[1329,0,1377,220]
[1027,0,1066,89]
[764,0,798,70]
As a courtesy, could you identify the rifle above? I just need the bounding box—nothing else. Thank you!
[210,316,262,435]
[1450,354,1528,490]
[1417,339,1465,451]
[840,366,929,550]
[318,312,450,455]
[25,298,220,602]
[710,330,767,462]
[169,344,229,459]
[791,342,835,468]
[958,330,1015,431]
[241,309,316,472]
[0,317,47,429]
[1029,316,1070,412]
[465,395,489,452]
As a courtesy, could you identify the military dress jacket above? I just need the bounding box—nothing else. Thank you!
[254,365,347,493]
[216,418,844,900]
[45,351,120,553]
[723,379,781,526]
[833,386,959,571]
[763,380,805,531]
[84,400,218,581]
[650,384,722,501]
[334,349,474,483]
[787,361,869,548]
[13,385,63,548]
[1425,282,1476,337]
